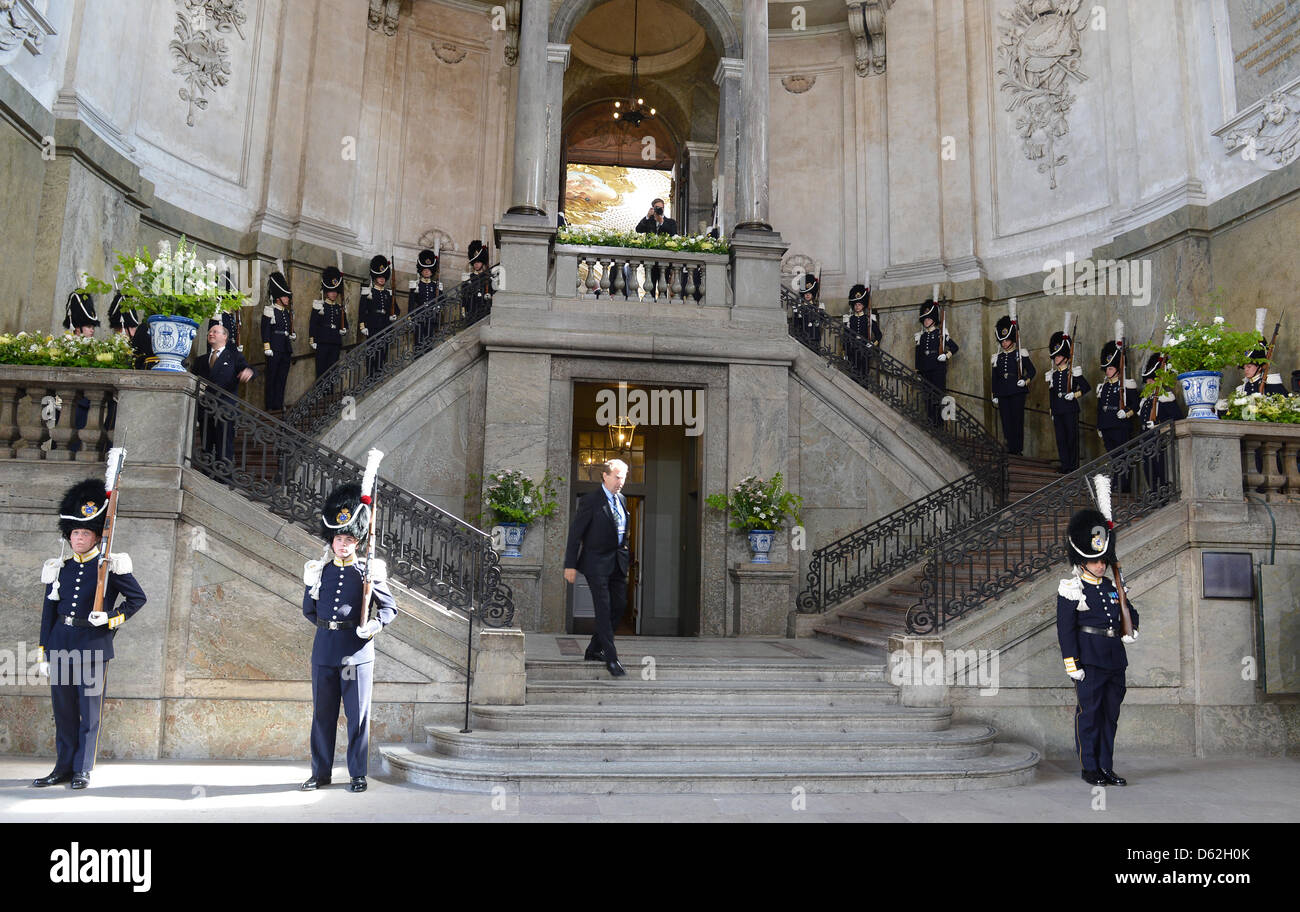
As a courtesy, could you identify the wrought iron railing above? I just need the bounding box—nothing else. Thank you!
[782,285,1007,495]
[187,376,513,627]
[284,273,492,437]
[907,422,1180,634]
[796,472,1001,614]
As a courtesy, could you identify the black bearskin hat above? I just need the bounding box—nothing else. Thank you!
[1067,508,1114,566]
[369,255,392,280]
[1100,340,1121,368]
[321,266,343,292]
[848,284,869,308]
[63,291,99,330]
[321,483,369,544]
[58,479,109,540]
[466,241,489,268]
[800,273,820,299]
[417,248,439,272]
[1141,352,1165,379]
[267,271,293,301]
[108,291,124,330]
[919,299,940,323]
[1049,331,1072,360]
[1244,339,1268,365]
[995,315,1017,343]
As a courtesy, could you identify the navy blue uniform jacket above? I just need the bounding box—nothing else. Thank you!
[40,550,147,662]
[991,349,1037,398]
[303,557,398,666]
[1047,367,1090,415]
[1056,573,1140,672]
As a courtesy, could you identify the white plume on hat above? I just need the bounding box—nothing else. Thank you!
[1114,318,1124,343]
[1092,473,1113,524]
[1063,311,1073,336]
[1255,307,1267,336]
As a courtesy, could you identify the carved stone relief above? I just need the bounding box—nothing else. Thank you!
[169,0,249,128]
[846,0,892,77]
[0,0,54,65]
[1222,87,1300,171]
[417,228,458,256]
[368,0,401,37]
[996,0,1090,190]
[433,41,467,65]
[781,74,816,94]
[504,0,520,66]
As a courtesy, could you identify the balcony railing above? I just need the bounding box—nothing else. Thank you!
[0,367,118,461]
[553,244,731,308]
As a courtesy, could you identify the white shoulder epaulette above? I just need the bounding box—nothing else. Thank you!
[311,299,324,312]
[914,331,922,343]
[1020,348,1029,358]
[41,557,61,584]
[1158,392,1176,403]
[263,305,274,318]
[408,280,418,290]
[990,354,999,366]
[1058,574,1088,611]
[107,552,132,575]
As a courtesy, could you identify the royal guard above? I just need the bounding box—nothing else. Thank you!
[408,247,443,348]
[990,300,1036,456]
[460,240,494,322]
[33,454,146,791]
[309,266,348,379]
[301,455,397,793]
[844,283,881,375]
[1096,320,1139,492]
[1137,349,1182,490]
[1234,308,1286,400]
[261,270,295,413]
[1058,476,1139,787]
[790,272,823,351]
[107,291,141,340]
[1045,314,1089,473]
[360,255,397,377]
[915,295,959,425]
[63,289,99,337]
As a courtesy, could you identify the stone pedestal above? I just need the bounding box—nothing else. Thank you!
[498,560,543,632]
[729,228,788,324]
[1176,419,1249,524]
[729,563,795,636]
[493,217,556,311]
[472,627,526,706]
[886,635,949,707]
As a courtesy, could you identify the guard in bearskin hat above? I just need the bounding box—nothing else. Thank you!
[33,458,146,790]
[990,301,1036,456]
[1136,349,1182,491]
[460,240,494,322]
[63,289,99,337]
[309,266,348,379]
[300,460,396,793]
[261,270,295,412]
[914,296,959,425]
[789,272,823,351]
[1045,314,1090,472]
[107,291,142,340]
[1095,320,1139,492]
[408,247,443,348]
[1057,476,1139,787]
[360,254,398,378]
[1222,308,1287,407]
[844,283,881,375]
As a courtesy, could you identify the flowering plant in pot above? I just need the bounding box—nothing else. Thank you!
[705,472,803,564]
[474,469,560,557]
[1135,300,1264,419]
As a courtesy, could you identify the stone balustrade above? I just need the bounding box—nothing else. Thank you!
[0,366,120,461]
[1240,426,1300,501]
[553,243,731,307]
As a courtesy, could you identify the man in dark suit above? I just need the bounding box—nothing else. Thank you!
[191,322,254,472]
[633,198,679,299]
[563,458,631,677]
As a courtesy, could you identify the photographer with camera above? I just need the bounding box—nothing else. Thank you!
[632,198,679,301]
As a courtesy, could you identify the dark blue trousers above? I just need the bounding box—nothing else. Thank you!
[264,352,290,411]
[1052,413,1080,472]
[584,571,627,664]
[50,658,108,773]
[1073,666,1125,771]
[1101,425,1133,492]
[310,661,373,778]
[998,394,1027,455]
[314,344,340,379]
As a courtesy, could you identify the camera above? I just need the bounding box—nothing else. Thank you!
[654,206,664,216]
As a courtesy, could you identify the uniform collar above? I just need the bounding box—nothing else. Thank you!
[1080,570,1104,585]
[72,547,101,563]
[1104,376,1119,385]
[333,556,357,567]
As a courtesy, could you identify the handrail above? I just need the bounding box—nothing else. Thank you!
[907,422,1180,634]
[284,272,493,437]
[187,376,514,628]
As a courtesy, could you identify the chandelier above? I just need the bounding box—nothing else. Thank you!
[613,0,656,126]
[608,417,637,452]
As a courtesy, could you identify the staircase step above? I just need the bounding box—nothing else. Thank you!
[423,723,1000,762]
[380,742,1041,794]
[524,658,884,683]
[524,679,899,707]
[811,623,894,651]
[470,702,950,732]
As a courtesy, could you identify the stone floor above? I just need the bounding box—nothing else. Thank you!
[2,755,1295,823]
[526,633,887,664]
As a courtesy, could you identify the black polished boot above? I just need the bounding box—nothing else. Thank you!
[32,770,72,788]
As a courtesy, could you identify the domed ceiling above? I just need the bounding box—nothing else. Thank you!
[570,0,708,75]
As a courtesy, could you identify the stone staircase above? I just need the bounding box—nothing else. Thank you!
[811,455,1060,650]
[380,649,1040,793]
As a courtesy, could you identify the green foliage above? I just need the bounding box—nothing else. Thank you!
[1223,392,1300,424]
[705,472,803,532]
[0,331,135,369]
[557,226,730,255]
[82,236,247,324]
[1135,298,1265,398]
[473,469,561,525]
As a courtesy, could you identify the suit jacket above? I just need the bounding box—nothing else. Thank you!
[564,488,631,579]
[192,346,254,394]
[635,216,679,236]
[1057,573,1140,672]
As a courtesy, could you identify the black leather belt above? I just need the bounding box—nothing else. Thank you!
[316,619,357,631]
[62,616,98,628]
[1080,625,1118,637]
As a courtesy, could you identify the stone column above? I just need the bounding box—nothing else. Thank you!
[712,57,742,236]
[506,0,549,217]
[735,0,771,231]
[543,43,571,223]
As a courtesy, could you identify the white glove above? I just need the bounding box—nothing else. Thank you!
[1116,410,1128,419]
[264,349,273,359]
[1064,391,1075,400]
[389,314,397,321]
[356,619,383,639]
[1068,669,1085,681]
[289,333,297,341]
[1144,420,1155,430]
[1016,379,1026,387]
[87,611,108,627]
[361,327,369,337]
[937,353,948,362]
[39,661,50,677]
[1072,365,1082,377]
[310,341,318,350]
[1121,631,1138,644]
[992,397,999,406]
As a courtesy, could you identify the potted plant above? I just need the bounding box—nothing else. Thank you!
[705,472,803,564]
[1136,300,1264,420]
[1223,392,1300,424]
[476,469,560,557]
[0,331,135,369]
[83,237,246,372]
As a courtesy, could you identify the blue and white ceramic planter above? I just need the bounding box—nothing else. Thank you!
[1178,370,1222,420]
[146,315,199,372]
[748,529,775,564]
[500,522,527,558]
